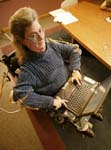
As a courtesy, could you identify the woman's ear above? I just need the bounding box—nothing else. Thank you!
[20,38,27,45]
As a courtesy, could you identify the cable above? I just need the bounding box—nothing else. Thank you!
[0,106,23,114]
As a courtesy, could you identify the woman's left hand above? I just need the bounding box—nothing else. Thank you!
[71,70,82,86]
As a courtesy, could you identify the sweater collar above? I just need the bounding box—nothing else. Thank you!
[25,42,48,59]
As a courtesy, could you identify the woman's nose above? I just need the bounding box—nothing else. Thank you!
[37,31,44,41]
[37,34,42,41]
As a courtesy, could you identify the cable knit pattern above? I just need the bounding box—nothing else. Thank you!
[13,39,81,108]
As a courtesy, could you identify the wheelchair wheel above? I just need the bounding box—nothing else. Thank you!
[56,115,65,124]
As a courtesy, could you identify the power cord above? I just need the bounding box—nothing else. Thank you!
[0,106,23,114]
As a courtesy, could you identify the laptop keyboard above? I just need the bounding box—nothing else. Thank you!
[67,81,95,116]
[56,76,99,116]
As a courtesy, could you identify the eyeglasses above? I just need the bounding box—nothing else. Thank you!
[24,28,44,43]
[25,33,38,43]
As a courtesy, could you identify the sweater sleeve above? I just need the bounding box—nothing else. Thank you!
[51,41,82,72]
[13,70,54,109]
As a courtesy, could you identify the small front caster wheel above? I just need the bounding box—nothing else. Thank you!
[56,115,65,124]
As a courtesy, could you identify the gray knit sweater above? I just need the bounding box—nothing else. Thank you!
[13,39,81,108]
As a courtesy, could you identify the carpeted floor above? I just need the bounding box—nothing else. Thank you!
[0,50,44,150]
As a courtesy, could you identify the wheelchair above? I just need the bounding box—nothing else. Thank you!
[0,40,111,137]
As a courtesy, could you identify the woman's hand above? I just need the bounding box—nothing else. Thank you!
[53,96,68,110]
[71,70,82,86]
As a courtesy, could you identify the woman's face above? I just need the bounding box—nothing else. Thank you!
[22,20,46,53]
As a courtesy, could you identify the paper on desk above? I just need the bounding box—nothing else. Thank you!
[49,8,78,25]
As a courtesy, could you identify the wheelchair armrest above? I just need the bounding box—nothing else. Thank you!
[2,51,20,77]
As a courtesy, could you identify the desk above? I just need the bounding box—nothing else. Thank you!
[62,1,111,70]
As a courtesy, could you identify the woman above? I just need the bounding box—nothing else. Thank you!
[9,7,82,110]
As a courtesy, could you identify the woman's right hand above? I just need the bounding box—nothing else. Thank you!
[53,96,68,110]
